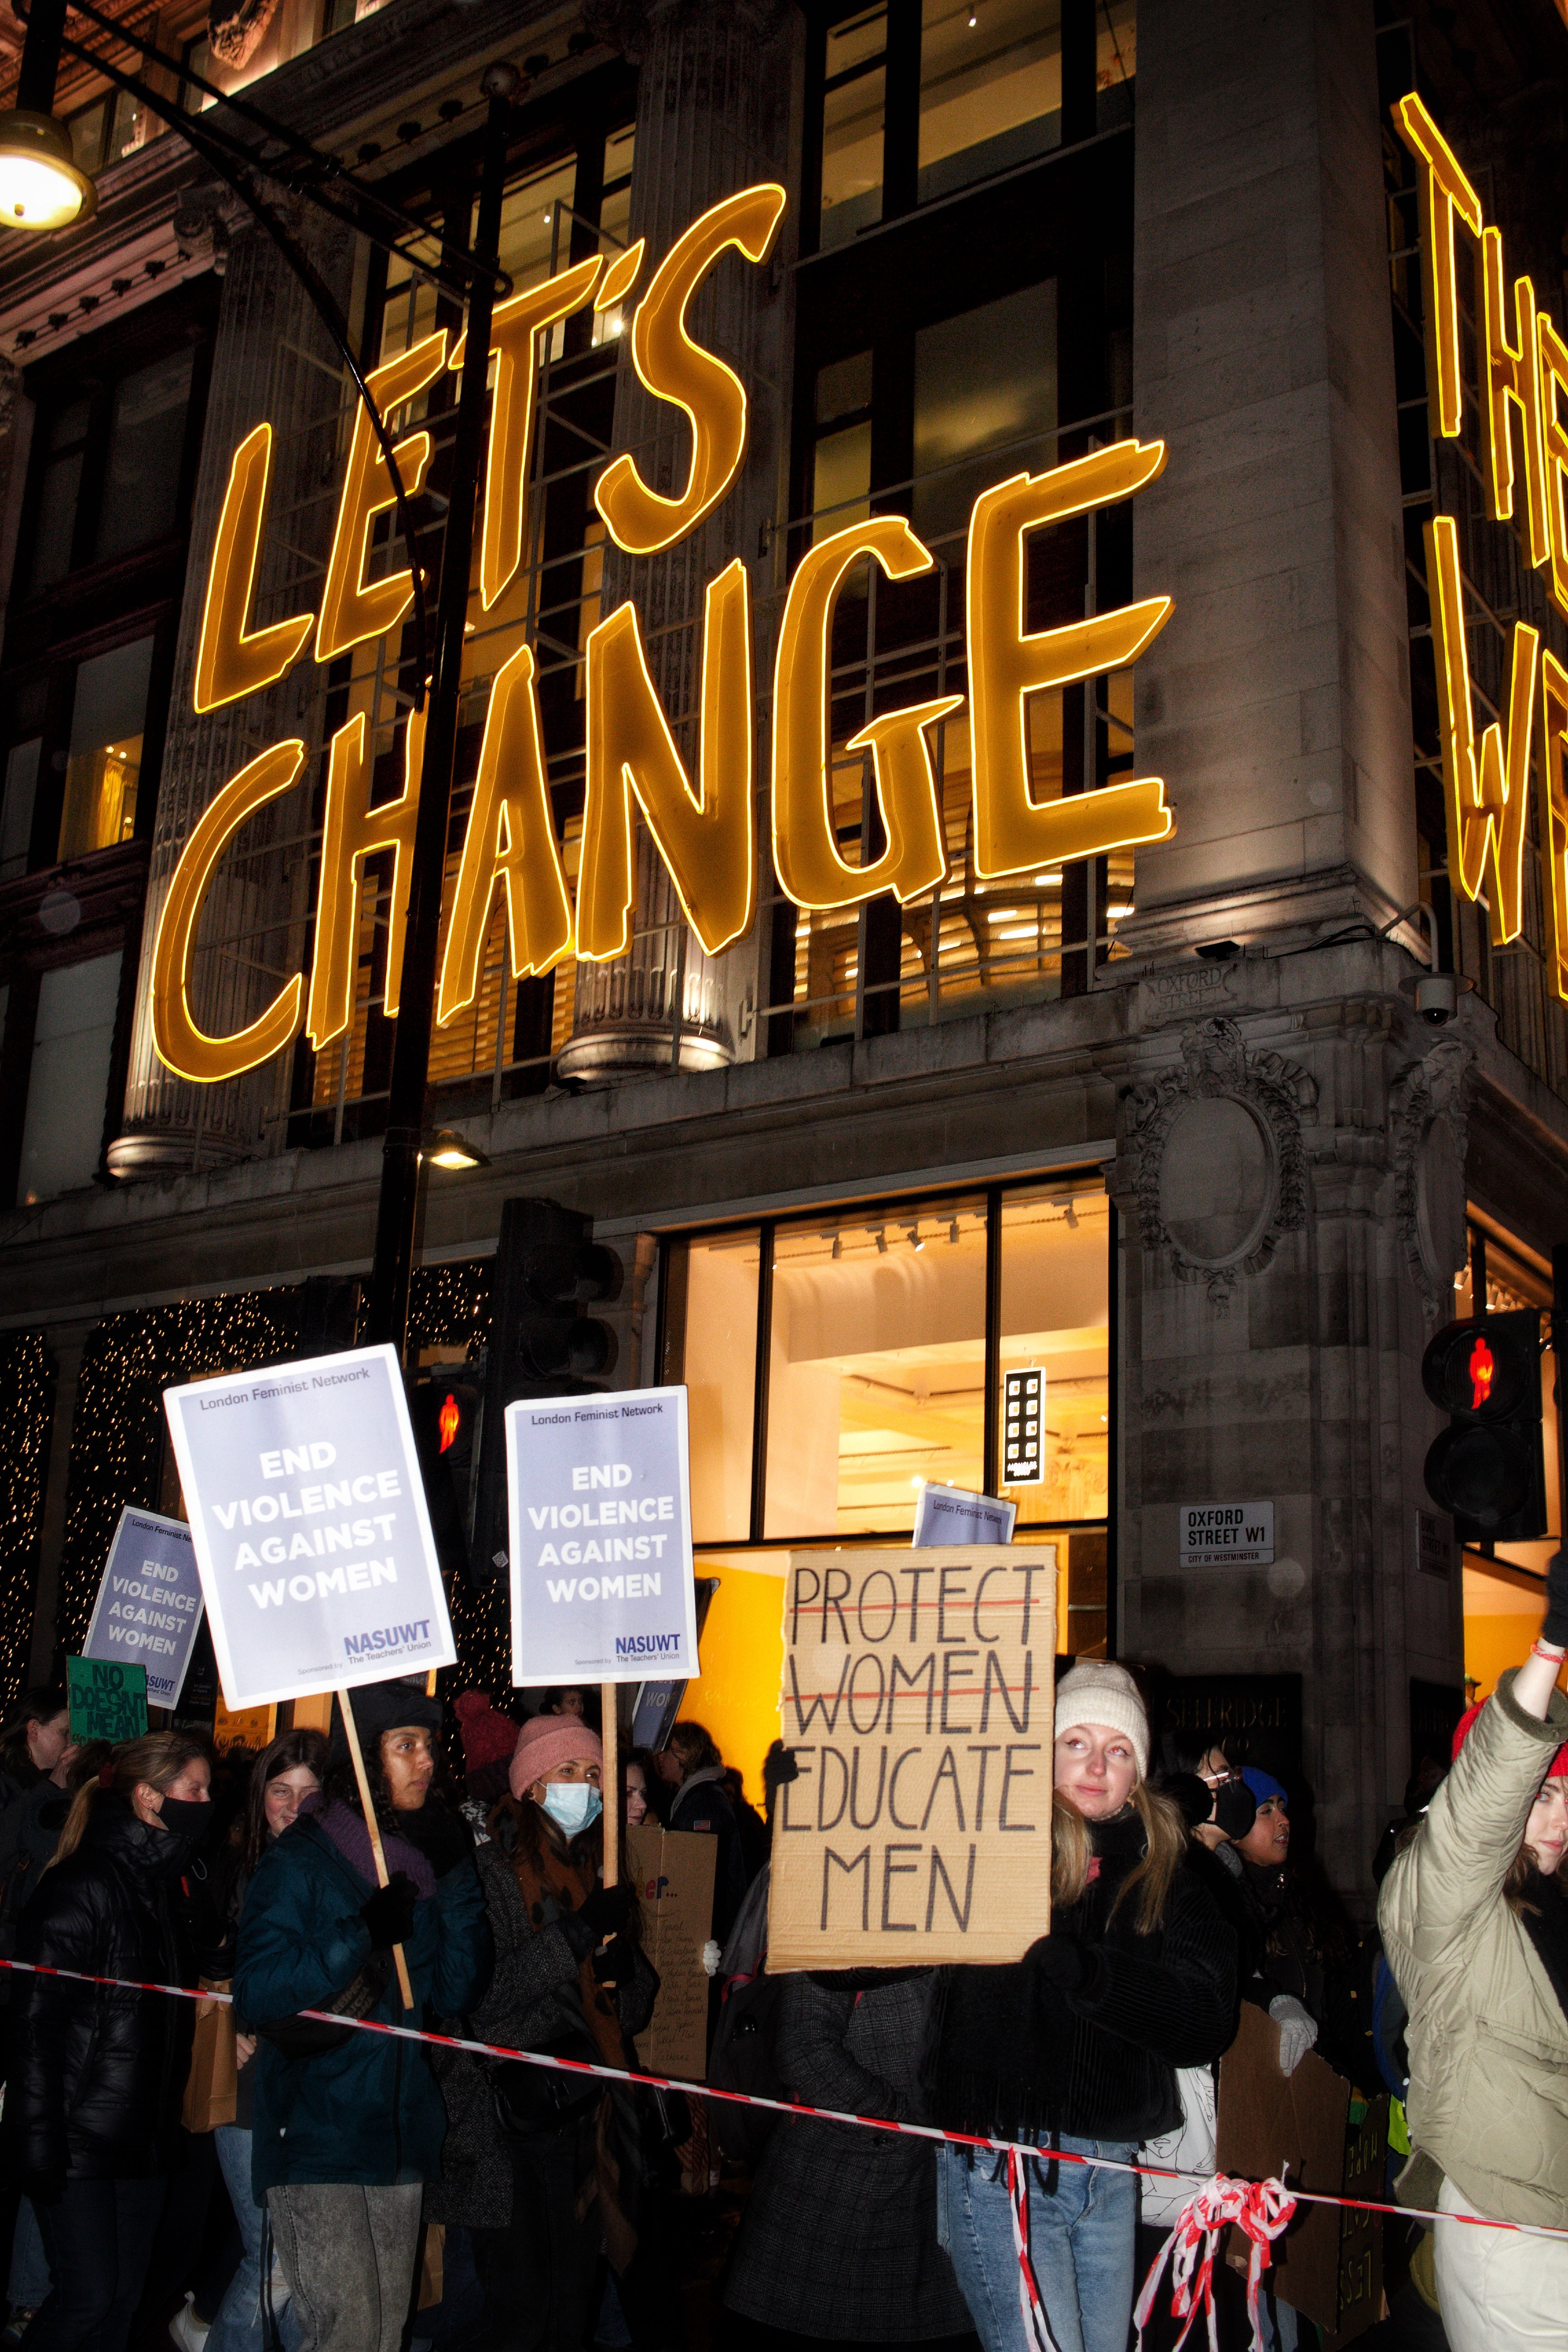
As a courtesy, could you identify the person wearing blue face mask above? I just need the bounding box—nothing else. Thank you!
[426,1712,668,2352]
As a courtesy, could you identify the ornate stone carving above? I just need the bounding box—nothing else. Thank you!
[208,0,282,70]
[1123,1018,1318,1309]
[1389,1036,1471,1319]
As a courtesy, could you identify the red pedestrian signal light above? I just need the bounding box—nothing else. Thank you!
[438,1391,460,1453]
[1421,1310,1545,1540]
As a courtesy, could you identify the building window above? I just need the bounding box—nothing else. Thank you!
[662,1175,1111,1545]
[810,0,1132,253]
[57,637,154,862]
[15,952,122,1203]
[20,344,200,600]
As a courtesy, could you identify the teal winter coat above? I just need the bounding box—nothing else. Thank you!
[235,1812,490,2195]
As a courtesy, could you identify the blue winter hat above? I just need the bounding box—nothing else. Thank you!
[1240,1767,1288,1808]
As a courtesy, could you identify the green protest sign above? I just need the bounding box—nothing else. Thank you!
[68,1655,149,1745]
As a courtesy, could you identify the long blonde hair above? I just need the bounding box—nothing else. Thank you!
[1052,1782,1187,1936]
[51,1733,208,1867]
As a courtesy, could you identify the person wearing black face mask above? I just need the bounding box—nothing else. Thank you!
[1,1732,214,2352]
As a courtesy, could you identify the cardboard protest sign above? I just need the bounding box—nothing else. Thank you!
[1216,1999,1349,2329]
[506,1386,696,1687]
[162,1345,456,1707]
[1323,2095,1388,2349]
[768,1545,1056,1969]
[68,1655,148,1744]
[82,1507,204,1709]
[627,1823,717,2080]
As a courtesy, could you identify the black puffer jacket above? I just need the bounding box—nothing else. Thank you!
[934,1806,1238,2144]
[3,1794,196,2179]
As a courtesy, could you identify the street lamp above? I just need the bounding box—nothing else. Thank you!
[0,0,93,229]
[424,1129,489,1172]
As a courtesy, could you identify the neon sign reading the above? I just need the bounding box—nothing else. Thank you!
[152,182,1178,1086]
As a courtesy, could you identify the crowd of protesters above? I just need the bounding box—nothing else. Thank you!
[0,1571,1562,2352]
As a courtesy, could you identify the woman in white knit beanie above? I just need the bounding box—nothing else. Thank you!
[934,1659,1238,2352]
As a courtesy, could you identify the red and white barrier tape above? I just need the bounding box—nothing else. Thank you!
[1,1953,1564,2265]
[1134,2172,1296,2352]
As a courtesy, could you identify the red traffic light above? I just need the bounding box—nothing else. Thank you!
[1421,1313,1537,1419]
[438,1391,460,1453]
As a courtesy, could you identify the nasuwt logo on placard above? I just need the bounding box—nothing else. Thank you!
[343,1617,434,1657]
[615,1629,683,1659]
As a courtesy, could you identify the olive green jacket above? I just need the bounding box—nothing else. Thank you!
[1378,1667,1568,2229]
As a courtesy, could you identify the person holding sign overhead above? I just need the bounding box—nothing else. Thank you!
[933,1663,1237,2352]
[234,1680,490,2352]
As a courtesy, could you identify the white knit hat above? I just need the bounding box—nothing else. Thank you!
[1053,1661,1149,1779]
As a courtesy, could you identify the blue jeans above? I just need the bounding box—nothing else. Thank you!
[937,2136,1137,2352]
[207,2127,299,2352]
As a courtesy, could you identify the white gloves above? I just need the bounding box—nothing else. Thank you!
[1269,1993,1318,2075]
[701,1939,722,1977]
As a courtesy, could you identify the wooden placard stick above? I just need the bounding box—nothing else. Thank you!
[339,1689,415,2011]
[601,1681,619,1890]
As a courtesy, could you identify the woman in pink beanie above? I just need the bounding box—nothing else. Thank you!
[429,1706,669,2350]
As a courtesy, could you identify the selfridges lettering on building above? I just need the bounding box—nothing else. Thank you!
[3,0,1567,1920]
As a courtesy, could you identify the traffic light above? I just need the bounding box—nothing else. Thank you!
[407,1366,482,1581]
[469,1199,623,1584]
[1421,1309,1547,1541]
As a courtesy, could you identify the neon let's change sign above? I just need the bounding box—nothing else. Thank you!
[150,182,1178,1087]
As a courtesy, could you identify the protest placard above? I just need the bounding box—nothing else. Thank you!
[505,1385,696,1687]
[768,1545,1056,1969]
[68,1655,148,1745]
[627,1822,717,2081]
[162,1344,456,1708]
[82,1506,204,1709]
[1216,1999,1349,2330]
[911,1484,1017,1548]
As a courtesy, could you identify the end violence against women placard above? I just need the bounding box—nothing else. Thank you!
[163,1344,456,1707]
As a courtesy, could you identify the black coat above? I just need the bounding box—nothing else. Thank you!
[934,1807,1238,2144]
[724,1971,972,2342]
[3,1795,196,2180]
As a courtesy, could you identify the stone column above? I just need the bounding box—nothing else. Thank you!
[557,0,799,1080]
[1123,0,1415,956]
[108,203,352,1176]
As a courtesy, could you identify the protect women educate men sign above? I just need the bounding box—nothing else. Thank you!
[163,1344,456,1706]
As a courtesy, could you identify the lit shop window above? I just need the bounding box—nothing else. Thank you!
[57,638,152,862]
[663,1178,1108,1544]
[16,952,122,1203]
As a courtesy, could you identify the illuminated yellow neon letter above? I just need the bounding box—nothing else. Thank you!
[578,558,754,960]
[305,706,425,1049]
[1394,93,1483,441]
[1476,232,1549,566]
[316,329,448,665]
[594,185,787,556]
[1538,650,1568,1004]
[1537,313,1568,626]
[1426,513,1536,944]
[437,642,572,1024]
[151,741,306,1082]
[454,254,604,612]
[194,426,315,713]
[772,516,958,909]
[967,442,1173,880]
